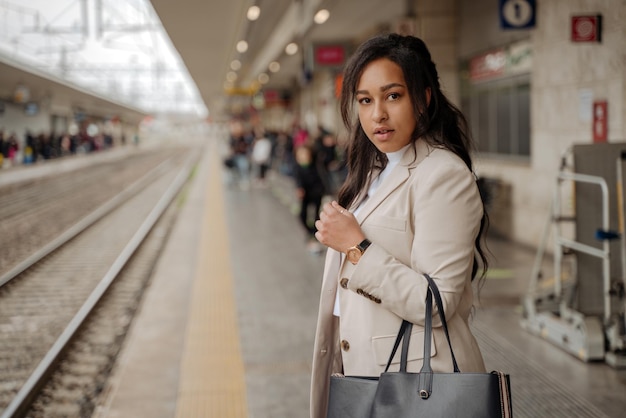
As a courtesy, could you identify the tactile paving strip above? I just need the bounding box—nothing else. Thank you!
[175,145,248,418]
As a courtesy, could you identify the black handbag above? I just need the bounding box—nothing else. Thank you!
[327,274,512,418]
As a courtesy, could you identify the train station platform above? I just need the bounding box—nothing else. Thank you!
[59,135,626,418]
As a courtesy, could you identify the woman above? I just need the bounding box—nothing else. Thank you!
[310,33,489,417]
[293,144,326,252]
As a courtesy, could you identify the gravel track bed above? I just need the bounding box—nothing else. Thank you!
[0,148,194,415]
[0,148,181,276]
[25,196,181,418]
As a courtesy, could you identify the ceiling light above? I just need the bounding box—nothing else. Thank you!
[230,60,241,71]
[226,71,238,82]
[258,73,270,84]
[247,5,261,21]
[237,40,248,53]
[285,42,298,55]
[314,9,330,24]
[268,61,280,73]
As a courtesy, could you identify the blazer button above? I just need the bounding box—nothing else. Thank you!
[340,278,349,289]
[373,297,382,304]
[356,289,364,295]
[341,340,350,351]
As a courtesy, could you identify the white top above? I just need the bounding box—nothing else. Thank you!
[333,144,410,316]
[252,137,272,163]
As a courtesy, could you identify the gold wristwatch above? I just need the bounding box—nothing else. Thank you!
[346,239,372,265]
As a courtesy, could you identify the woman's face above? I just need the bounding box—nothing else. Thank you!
[356,58,416,153]
[295,147,312,166]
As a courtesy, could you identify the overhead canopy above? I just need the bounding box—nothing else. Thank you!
[149,0,407,119]
[0,55,147,125]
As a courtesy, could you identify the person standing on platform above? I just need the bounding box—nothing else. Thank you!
[293,144,326,254]
[293,125,309,149]
[251,129,273,187]
[229,129,252,189]
[309,33,490,417]
[313,130,343,197]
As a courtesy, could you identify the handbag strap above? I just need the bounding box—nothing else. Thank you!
[418,288,435,398]
[399,321,412,372]
[422,274,460,373]
[383,320,412,372]
[383,274,461,375]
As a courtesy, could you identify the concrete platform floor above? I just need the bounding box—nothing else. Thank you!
[94,140,626,418]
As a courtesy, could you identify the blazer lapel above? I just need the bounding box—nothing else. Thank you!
[355,140,433,225]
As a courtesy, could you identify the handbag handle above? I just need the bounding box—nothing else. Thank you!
[421,274,460,373]
[418,274,461,399]
[383,320,412,372]
[382,274,461,376]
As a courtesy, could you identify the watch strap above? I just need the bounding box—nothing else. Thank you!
[357,238,372,253]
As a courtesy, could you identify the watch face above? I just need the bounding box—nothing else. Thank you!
[346,248,360,264]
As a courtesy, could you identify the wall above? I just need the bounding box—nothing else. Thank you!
[460,0,626,249]
[415,0,459,103]
[0,101,50,146]
[296,69,344,140]
[458,0,532,59]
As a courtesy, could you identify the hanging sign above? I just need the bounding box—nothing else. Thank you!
[315,45,345,66]
[469,49,506,81]
[499,0,536,29]
[468,40,532,82]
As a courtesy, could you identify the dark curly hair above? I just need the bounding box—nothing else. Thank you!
[337,32,489,281]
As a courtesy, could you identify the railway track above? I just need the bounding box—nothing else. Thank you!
[0,146,200,417]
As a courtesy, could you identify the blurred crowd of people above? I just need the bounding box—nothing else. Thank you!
[224,123,347,253]
[0,128,117,169]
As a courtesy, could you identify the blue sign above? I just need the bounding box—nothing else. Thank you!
[500,0,536,29]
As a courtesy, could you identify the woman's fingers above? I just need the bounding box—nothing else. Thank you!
[331,201,347,215]
[316,201,362,249]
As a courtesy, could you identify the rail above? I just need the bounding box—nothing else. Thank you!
[0,152,197,418]
[0,157,175,288]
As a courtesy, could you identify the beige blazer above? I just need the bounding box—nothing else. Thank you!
[310,140,486,418]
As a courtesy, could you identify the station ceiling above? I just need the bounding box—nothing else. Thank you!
[148,0,409,119]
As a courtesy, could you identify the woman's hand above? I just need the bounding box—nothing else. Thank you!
[315,201,365,253]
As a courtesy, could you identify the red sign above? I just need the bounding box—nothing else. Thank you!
[469,49,506,81]
[315,45,345,66]
[593,100,608,143]
[263,89,279,102]
[571,15,602,42]
[263,89,289,107]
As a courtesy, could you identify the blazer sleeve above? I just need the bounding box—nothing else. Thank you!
[346,155,483,326]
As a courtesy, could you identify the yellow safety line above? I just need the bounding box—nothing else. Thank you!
[175,144,248,417]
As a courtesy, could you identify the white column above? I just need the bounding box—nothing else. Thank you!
[413,0,459,104]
